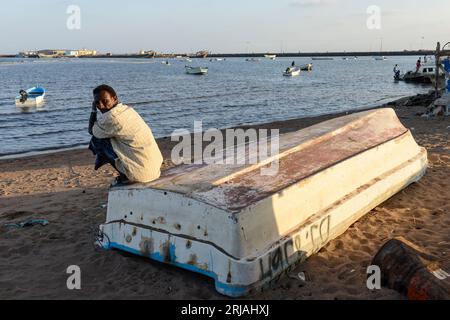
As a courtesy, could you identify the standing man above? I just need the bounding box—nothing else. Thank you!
[393,64,401,80]
[416,57,422,73]
[88,84,163,186]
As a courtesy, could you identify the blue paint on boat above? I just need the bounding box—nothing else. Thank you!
[27,86,46,96]
[105,241,250,297]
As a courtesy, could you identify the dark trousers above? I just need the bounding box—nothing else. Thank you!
[89,137,126,177]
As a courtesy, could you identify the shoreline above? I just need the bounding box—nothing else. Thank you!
[0,92,427,161]
[0,92,448,300]
[2,50,435,60]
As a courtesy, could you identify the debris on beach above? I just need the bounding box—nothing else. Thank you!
[4,219,49,229]
[287,271,310,283]
[371,237,450,300]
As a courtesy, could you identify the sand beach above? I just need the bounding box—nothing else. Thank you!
[0,94,449,300]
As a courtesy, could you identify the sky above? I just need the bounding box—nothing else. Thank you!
[1,0,450,54]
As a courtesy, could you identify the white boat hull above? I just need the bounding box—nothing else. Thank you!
[283,69,300,77]
[98,108,427,297]
[15,88,45,107]
[15,95,44,107]
[185,66,208,75]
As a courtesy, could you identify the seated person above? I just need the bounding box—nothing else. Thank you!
[88,84,163,186]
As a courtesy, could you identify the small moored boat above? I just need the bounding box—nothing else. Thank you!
[264,54,277,60]
[300,63,313,71]
[399,61,444,84]
[283,66,301,77]
[15,87,46,107]
[185,66,208,75]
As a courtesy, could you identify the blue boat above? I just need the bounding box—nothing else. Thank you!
[15,86,46,107]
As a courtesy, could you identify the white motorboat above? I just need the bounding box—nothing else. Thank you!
[15,87,46,107]
[399,61,444,84]
[283,66,301,77]
[264,54,277,60]
[185,66,208,75]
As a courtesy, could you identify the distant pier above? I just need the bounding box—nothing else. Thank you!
[1,50,435,59]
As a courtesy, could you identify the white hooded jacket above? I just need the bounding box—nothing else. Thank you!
[92,103,163,183]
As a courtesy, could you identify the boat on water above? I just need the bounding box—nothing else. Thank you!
[283,66,301,77]
[97,108,427,297]
[246,58,261,62]
[15,87,45,107]
[375,56,387,61]
[264,54,277,60]
[398,61,444,84]
[185,66,208,75]
[299,63,313,71]
[161,60,170,65]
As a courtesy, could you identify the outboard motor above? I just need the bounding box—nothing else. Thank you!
[19,90,28,103]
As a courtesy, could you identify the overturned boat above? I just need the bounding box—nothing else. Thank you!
[97,108,427,297]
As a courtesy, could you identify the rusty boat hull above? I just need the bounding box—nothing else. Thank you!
[98,108,428,297]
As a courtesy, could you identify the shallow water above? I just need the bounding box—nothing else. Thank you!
[0,56,429,156]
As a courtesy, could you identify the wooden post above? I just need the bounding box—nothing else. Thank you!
[436,42,440,98]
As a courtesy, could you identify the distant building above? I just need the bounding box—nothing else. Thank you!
[34,48,96,58]
[37,49,66,58]
[195,50,209,58]
[77,49,97,56]
[64,50,79,57]
[139,50,157,57]
[18,50,38,57]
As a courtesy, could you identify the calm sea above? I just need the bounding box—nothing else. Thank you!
[0,56,429,157]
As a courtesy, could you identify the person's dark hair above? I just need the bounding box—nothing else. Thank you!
[93,84,117,98]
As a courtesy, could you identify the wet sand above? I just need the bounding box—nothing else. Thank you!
[0,96,449,300]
